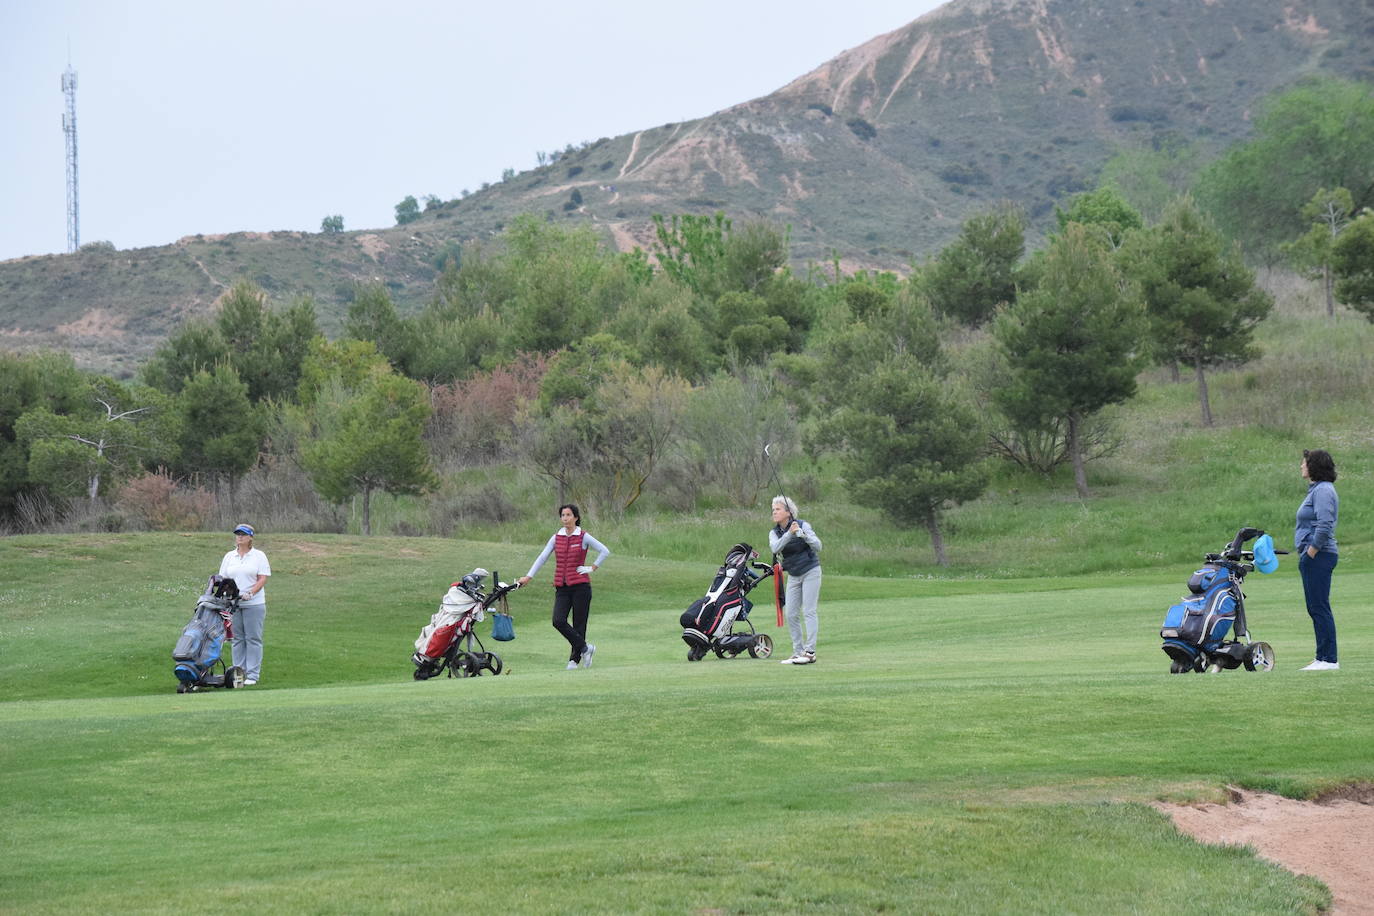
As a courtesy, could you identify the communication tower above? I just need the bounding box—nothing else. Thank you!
[62,64,80,253]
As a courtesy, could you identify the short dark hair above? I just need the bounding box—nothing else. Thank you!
[558,503,581,525]
[1303,449,1337,483]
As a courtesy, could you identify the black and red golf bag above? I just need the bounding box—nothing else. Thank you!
[680,543,774,661]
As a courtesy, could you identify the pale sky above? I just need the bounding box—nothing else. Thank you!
[0,1,946,263]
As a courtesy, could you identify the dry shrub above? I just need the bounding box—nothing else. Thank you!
[116,470,216,531]
[221,454,343,533]
[12,491,62,533]
[427,355,549,469]
[427,486,519,536]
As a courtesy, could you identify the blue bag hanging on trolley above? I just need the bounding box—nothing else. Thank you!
[490,612,515,641]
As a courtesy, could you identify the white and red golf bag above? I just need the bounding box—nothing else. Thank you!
[412,570,488,676]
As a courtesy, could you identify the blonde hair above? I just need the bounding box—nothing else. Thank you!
[771,495,798,517]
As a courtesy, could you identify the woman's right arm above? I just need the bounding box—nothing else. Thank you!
[768,527,787,553]
[521,535,557,583]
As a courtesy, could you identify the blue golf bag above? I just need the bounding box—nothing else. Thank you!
[172,575,245,692]
[1160,564,1236,660]
[1160,527,1281,674]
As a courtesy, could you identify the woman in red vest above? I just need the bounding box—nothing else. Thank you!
[518,504,612,669]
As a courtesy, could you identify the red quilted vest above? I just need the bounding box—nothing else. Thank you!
[553,530,590,586]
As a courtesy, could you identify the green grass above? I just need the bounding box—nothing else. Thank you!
[2,532,1368,912]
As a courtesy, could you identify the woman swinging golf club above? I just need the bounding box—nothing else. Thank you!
[768,495,822,665]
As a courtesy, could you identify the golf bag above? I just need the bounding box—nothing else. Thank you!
[173,575,245,691]
[681,543,774,661]
[412,569,516,679]
[1160,527,1281,674]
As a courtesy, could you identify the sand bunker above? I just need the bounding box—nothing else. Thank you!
[1155,785,1374,914]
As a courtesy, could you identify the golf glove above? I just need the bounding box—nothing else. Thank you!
[577,565,594,574]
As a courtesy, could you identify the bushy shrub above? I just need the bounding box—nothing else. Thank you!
[938,163,990,185]
[427,486,519,535]
[116,470,216,531]
[427,356,549,469]
[847,118,876,141]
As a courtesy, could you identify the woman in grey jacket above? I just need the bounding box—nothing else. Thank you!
[769,495,822,665]
[1295,449,1340,671]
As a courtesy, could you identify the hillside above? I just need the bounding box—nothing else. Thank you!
[2,0,1372,374]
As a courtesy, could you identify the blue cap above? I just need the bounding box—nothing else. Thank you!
[233,524,255,536]
[1253,534,1278,574]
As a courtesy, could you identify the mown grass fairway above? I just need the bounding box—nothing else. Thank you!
[2,533,1369,913]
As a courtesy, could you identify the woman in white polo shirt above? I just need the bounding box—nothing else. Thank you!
[219,523,271,686]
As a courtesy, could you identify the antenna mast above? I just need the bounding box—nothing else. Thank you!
[62,63,80,253]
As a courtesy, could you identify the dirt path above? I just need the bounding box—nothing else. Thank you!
[618,130,644,179]
[1155,786,1374,914]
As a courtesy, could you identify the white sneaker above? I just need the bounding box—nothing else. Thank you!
[580,644,596,668]
[244,679,257,686]
[1300,660,1340,671]
[566,660,579,670]
[779,655,802,665]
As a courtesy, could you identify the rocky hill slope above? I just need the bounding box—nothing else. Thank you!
[2,0,1370,374]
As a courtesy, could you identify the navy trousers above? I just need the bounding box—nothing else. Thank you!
[1298,550,1338,663]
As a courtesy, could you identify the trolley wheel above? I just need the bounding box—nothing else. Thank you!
[749,634,774,659]
[1169,661,1185,674]
[225,666,245,689]
[1204,660,1223,674]
[176,683,187,694]
[712,643,728,659]
[483,653,504,676]
[1243,641,1275,672]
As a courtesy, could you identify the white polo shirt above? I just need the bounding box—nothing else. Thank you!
[219,547,271,607]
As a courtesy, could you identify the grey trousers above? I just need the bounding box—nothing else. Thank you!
[783,566,821,655]
[231,602,266,681]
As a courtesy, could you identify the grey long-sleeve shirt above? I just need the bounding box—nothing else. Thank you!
[1295,480,1338,555]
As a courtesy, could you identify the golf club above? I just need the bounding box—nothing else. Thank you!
[762,442,787,500]
[762,442,788,627]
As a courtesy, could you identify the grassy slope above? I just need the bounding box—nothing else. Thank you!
[1,527,1368,912]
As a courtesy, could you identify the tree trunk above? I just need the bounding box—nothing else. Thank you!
[1324,264,1335,317]
[1068,413,1089,499]
[362,483,373,536]
[1196,358,1214,427]
[1169,360,1181,383]
[87,438,106,504]
[925,514,948,567]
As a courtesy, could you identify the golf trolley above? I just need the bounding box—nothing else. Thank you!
[172,575,246,693]
[413,570,518,680]
[681,543,775,661]
[1160,526,1284,674]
